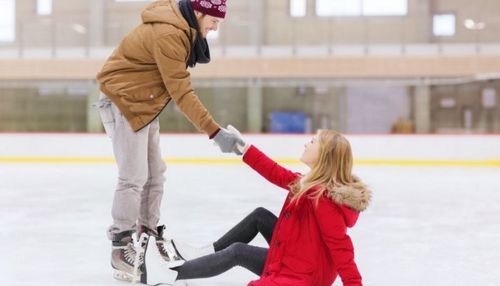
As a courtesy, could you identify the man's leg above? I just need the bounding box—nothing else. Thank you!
[102,102,151,281]
[175,243,268,279]
[138,117,166,231]
[108,102,150,238]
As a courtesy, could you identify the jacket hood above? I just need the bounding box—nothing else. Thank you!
[327,175,371,227]
[141,0,190,34]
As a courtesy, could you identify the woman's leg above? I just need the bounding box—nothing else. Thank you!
[175,242,267,279]
[213,207,277,251]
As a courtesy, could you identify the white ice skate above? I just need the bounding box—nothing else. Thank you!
[142,235,185,286]
[170,239,215,261]
[155,225,185,268]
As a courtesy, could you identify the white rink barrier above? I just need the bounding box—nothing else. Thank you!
[0,133,499,167]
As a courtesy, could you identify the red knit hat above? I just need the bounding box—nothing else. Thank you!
[190,0,227,19]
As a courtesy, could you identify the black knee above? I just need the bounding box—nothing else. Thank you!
[227,242,247,261]
[252,207,272,217]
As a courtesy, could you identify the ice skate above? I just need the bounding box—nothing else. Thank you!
[142,235,181,286]
[153,225,185,268]
[111,230,146,283]
[170,239,215,261]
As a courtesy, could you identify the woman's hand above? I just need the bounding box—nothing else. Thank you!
[227,125,249,155]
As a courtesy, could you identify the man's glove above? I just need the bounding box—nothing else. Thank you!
[213,127,245,155]
[227,125,248,155]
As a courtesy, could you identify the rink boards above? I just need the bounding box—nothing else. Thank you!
[0,133,499,167]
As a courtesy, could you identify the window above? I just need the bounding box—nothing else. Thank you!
[433,14,456,37]
[0,0,15,42]
[37,0,52,15]
[290,0,307,17]
[363,0,407,16]
[316,0,361,16]
[316,0,407,17]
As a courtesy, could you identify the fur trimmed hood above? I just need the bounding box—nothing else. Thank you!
[326,175,371,212]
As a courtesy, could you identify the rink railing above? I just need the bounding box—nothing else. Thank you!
[0,134,499,168]
[2,43,500,59]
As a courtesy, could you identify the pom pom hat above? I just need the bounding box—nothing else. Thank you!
[190,0,227,19]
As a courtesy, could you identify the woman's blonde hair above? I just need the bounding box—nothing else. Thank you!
[289,130,353,206]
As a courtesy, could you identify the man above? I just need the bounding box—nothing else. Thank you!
[96,0,240,282]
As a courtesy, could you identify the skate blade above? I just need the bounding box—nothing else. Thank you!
[113,269,140,283]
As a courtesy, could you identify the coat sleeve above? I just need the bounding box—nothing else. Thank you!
[153,32,220,136]
[313,197,362,286]
[242,145,300,191]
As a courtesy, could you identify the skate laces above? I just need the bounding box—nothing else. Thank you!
[120,240,145,265]
[157,239,182,261]
[155,225,181,261]
[131,233,149,284]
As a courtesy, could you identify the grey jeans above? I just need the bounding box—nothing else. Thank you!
[97,94,166,240]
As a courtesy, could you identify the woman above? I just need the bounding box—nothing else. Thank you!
[145,128,371,286]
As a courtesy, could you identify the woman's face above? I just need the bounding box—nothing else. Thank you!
[300,134,321,168]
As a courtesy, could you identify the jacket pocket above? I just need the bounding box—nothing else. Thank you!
[128,85,166,102]
[95,97,115,139]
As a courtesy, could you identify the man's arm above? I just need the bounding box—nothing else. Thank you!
[153,32,220,136]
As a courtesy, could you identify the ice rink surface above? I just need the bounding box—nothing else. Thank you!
[1,136,500,286]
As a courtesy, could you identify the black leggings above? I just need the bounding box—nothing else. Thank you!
[175,207,277,280]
